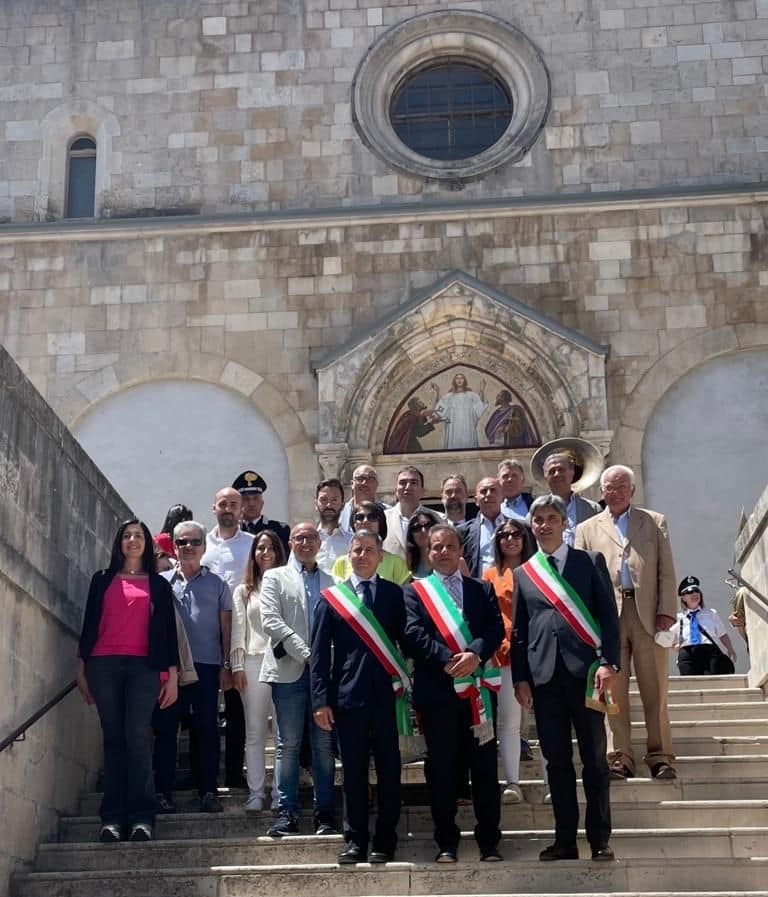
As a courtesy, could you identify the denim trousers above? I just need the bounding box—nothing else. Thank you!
[86,655,159,828]
[271,667,335,818]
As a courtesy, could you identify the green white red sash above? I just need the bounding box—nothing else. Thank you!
[521,551,616,714]
[320,583,413,735]
[411,574,501,737]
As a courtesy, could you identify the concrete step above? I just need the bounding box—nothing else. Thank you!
[661,674,749,690]
[630,702,768,722]
[77,768,768,816]
[14,856,768,897]
[34,827,768,872]
[58,799,768,843]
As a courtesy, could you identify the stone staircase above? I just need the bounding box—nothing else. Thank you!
[12,674,768,897]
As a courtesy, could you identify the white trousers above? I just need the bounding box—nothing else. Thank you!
[497,664,522,785]
[242,654,274,800]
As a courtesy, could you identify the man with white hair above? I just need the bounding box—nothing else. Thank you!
[575,465,678,780]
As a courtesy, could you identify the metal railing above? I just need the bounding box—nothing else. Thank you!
[727,568,768,609]
[0,680,77,755]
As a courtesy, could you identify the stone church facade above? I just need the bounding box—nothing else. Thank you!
[0,0,767,600]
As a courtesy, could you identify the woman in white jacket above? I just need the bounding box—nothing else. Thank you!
[230,529,286,811]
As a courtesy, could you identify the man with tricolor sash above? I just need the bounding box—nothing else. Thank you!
[403,524,504,864]
[311,530,407,865]
[512,495,620,862]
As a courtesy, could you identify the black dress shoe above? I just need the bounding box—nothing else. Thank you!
[315,821,338,835]
[650,762,677,779]
[435,848,458,863]
[539,843,579,861]
[338,844,365,864]
[480,848,503,862]
[591,844,615,861]
[369,850,392,864]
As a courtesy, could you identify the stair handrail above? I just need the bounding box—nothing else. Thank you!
[727,568,768,609]
[0,680,77,754]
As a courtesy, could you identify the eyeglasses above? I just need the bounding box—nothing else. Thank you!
[353,475,377,483]
[354,512,379,522]
[292,534,319,543]
[498,531,524,541]
[175,538,203,547]
[411,522,431,533]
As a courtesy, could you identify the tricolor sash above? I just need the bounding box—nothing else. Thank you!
[521,551,617,714]
[411,574,502,742]
[320,583,413,735]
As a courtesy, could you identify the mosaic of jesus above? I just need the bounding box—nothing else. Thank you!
[383,367,540,454]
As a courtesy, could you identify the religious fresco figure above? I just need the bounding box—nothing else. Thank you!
[430,371,487,450]
[384,396,438,453]
[382,367,540,454]
[485,389,538,448]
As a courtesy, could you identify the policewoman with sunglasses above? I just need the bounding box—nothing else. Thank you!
[331,501,410,585]
[673,575,737,675]
[76,519,179,843]
[482,520,536,804]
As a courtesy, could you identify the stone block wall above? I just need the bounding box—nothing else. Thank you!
[0,0,766,221]
[1,191,767,515]
[0,345,131,895]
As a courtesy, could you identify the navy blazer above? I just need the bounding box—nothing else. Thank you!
[310,576,406,712]
[511,548,620,687]
[457,516,501,578]
[403,575,504,709]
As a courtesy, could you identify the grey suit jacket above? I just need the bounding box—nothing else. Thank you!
[259,562,333,684]
[573,493,602,524]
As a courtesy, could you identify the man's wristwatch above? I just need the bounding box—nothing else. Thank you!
[223,661,231,670]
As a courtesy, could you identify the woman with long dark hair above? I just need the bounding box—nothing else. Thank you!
[231,530,287,811]
[405,508,445,578]
[483,519,535,803]
[76,519,179,843]
[154,504,193,557]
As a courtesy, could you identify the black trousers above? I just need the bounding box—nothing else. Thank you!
[336,702,401,854]
[678,644,724,675]
[420,697,500,853]
[533,657,611,849]
[224,687,246,786]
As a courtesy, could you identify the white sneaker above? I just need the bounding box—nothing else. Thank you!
[502,783,523,804]
[244,795,264,813]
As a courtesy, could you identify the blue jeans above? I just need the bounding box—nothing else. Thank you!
[86,655,159,828]
[271,667,335,817]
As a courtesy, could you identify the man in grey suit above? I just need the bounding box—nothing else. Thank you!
[542,452,601,546]
[513,495,619,862]
[259,522,337,836]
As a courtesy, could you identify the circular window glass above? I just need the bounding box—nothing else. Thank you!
[390,62,512,161]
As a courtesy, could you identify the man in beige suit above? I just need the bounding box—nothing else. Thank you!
[575,464,678,780]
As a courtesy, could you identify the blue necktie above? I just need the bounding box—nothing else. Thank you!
[688,609,701,645]
[361,580,373,609]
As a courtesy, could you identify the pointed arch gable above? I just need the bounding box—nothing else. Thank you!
[315,272,611,470]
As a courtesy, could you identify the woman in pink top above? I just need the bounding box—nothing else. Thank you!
[483,520,535,804]
[76,519,179,844]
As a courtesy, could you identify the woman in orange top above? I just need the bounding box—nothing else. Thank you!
[483,519,535,804]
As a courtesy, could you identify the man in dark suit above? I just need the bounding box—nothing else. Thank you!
[232,470,291,552]
[512,494,620,862]
[311,530,407,864]
[403,525,504,863]
[458,476,506,577]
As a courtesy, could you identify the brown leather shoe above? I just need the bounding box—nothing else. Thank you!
[608,760,634,780]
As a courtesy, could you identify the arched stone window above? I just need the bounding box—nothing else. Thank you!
[65,135,97,218]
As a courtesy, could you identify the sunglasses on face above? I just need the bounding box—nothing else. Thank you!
[498,531,524,541]
[354,512,378,523]
[175,538,203,547]
[411,522,431,533]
